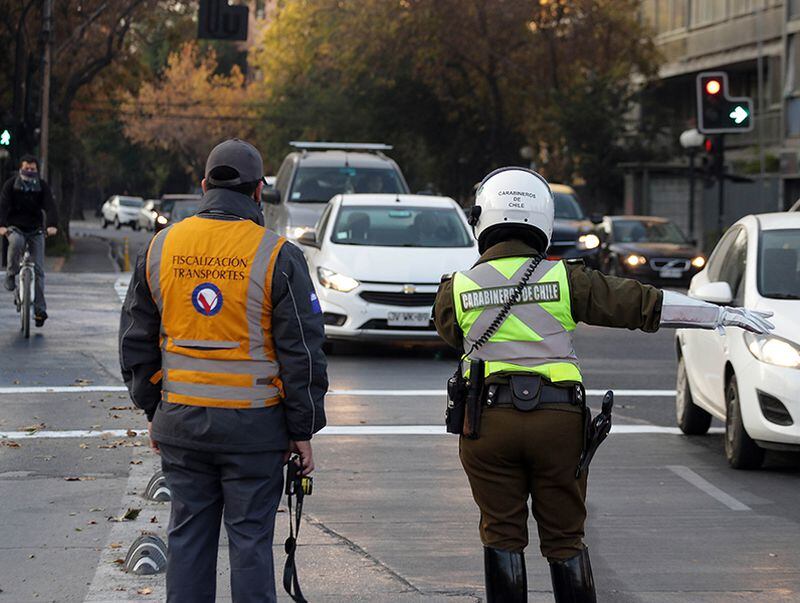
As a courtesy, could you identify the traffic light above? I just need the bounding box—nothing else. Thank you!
[702,135,724,175]
[696,72,753,134]
[0,128,11,148]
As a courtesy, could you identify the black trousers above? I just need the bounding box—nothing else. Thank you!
[159,444,285,603]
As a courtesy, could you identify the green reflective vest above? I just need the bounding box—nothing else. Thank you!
[452,257,582,383]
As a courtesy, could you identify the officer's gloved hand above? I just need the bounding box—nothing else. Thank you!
[717,306,774,334]
[659,290,774,335]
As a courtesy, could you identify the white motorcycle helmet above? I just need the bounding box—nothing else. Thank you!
[470,167,554,253]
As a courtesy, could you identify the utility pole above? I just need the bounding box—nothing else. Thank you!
[40,0,53,178]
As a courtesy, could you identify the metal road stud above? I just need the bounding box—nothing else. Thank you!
[123,534,167,575]
[144,470,171,502]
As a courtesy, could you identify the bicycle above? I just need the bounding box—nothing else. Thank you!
[7,227,41,339]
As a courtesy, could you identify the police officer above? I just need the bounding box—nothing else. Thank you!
[434,167,773,602]
[120,139,327,603]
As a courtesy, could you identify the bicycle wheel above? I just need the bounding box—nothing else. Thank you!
[20,267,31,338]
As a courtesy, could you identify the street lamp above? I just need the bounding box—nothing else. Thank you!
[680,128,704,243]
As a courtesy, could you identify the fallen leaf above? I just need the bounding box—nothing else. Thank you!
[21,423,45,434]
[1,440,21,448]
[74,378,93,386]
[136,587,153,595]
[28,554,35,559]
[87,520,97,525]
[89,507,104,512]
[109,542,123,549]
[130,460,142,465]
[150,515,157,523]
[113,558,125,565]
[13,379,20,384]
[126,429,137,437]
[79,443,89,449]
[109,508,141,522]
[110,406,135,411]
[64,476,96,482]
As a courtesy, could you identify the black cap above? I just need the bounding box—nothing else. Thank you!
[205,139,264,187]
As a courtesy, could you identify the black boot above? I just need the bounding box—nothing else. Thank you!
[549,547,596,603]
[484,546,527,603]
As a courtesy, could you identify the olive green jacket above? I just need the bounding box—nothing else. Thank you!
[434,240,663,353]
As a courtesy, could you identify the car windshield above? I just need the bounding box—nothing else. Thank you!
[331,205,472,248]
[613,219,687,244]
[119,198,143,208]
[171,202,200,222]
[758,229,800,299]
[554,192,585,220]
[290,167,405,203]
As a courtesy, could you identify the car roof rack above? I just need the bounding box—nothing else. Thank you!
[289,141,393,152]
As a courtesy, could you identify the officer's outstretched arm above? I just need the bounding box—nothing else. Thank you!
[659,290,773,334]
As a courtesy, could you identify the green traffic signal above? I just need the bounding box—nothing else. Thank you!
[0,129,11,147]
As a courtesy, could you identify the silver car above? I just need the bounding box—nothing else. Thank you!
[263,142,410,242]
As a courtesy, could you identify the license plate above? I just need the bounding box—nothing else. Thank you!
[659,268,683,279]
[387,311,430,327]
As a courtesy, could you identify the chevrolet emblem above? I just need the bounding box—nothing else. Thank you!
[402,284,416,294]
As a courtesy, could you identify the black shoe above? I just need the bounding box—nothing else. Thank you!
[4,274,14,291]
[549,547,597,603]
[34,311,48,327]
[484,547,527,603]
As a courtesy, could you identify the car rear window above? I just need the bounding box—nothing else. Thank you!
[331,205,472,248]
[612,219,687,244]
[758,229,800,299]
[119,198,143,207]
[290,167,406,203]
[554,192,585,220]
[171,202,200,222]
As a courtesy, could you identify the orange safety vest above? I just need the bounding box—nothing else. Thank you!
[145,215,286,409]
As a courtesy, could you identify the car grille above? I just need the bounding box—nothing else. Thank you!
[649,258,690,271]
[359,291,437,307]
[359,319,436,331]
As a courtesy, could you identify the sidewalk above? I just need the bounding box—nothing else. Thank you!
[46,232,117,274]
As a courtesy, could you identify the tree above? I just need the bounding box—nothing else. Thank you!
[121,42,259,177]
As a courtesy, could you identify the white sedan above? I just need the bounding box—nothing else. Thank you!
[297,194,479,342]
[676,212,800,468]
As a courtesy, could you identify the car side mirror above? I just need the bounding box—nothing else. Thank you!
[691,281,732,305]
[297,230,319,248]
[589,213,603,225]
[264,189,281,205]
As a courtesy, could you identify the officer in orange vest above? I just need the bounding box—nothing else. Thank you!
[120,139,328,603]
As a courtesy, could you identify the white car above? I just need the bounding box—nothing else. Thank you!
[297,194,479,342]
[101,195,145,230]
[139,199,160,231]
[676,212,800,468]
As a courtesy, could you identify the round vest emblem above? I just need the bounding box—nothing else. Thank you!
[192,283,223,316]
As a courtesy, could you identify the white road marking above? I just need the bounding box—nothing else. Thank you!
[0,386,677,397]
[1,424,723,439]
[667,465,752,511]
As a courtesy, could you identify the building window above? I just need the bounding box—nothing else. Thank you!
[691,0,727,26]
[649,0,688,34]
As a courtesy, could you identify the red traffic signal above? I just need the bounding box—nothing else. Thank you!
[705,79,721,95]
[704,138,714,153]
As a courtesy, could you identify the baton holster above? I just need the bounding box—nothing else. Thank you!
[576,390,614,478]
[462,359,485,439]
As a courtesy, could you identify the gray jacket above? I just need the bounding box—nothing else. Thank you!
[119,188,328,452]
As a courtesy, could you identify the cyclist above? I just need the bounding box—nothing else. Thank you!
[0,155,59,327]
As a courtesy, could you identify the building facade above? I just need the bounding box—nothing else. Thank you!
[632,0,800,246]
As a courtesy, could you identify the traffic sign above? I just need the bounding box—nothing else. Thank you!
[696,72,753,134]
[198,0,248,41]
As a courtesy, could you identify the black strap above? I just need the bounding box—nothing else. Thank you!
[283,485,307,602]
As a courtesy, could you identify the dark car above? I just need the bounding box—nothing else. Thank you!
[546,184,601,265]
[594,215,706,285]
[155,194,202,231]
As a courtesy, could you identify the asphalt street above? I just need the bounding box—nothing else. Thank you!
[0,225,798,602]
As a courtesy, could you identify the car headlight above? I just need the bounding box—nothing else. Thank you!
[625,254,647,267]
[317,267,359,293]
[157,215,168,224]
[286,225,313,240]
[577,233,600,250]
[744,333,800,369]
[691,256,705,268]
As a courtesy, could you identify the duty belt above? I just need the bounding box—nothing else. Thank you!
[483,382,583,408]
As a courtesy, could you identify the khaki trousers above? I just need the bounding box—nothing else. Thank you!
[459,407,588,560]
